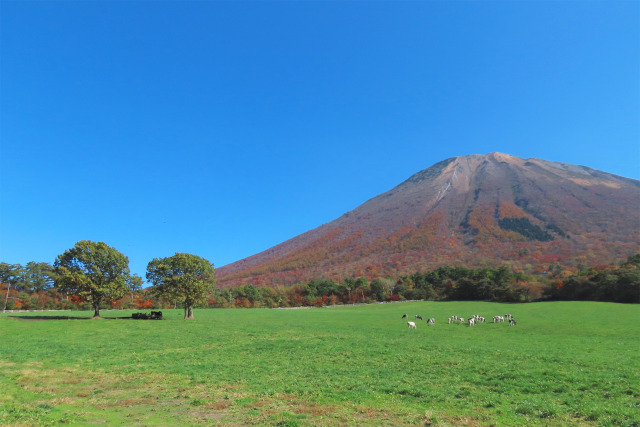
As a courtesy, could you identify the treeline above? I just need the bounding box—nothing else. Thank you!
[211,254,638,307]
[0,260,144,311]
[2,254,638,311]
[542,254,640,303]
[209,265,529,309]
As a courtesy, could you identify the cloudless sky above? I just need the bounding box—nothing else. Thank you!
[1,1,638,283]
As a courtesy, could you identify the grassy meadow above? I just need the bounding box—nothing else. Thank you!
[0,301,638,426]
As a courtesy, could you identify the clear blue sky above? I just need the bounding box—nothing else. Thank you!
[1,1,638,283]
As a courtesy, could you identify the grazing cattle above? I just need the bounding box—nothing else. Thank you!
[427,318,435,325]
[402,314,408,319]
[133,311,162,320]
[407,321,417,329]
[505,314,513,320]
[415,315,423,320]
[493,316,505,323]
[448,317,455,324]
[459,317,465,324]
[509,319,517,326]
[469,318,476,326]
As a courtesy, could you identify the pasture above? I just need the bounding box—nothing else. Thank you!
[0,301,638,426]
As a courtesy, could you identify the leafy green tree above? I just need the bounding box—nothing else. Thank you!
[622,254,640,267]
[0,263,25,287]
[370,278,395,301]
[125,274,144,304]
[146,253,216,319]
[392,279,410,300]
[341,278,357,303]
[54,241,131,318]
[316,279,339,298]
[23,262,55,292]
[353,277,369,302]
[242,284,261,303]
[259,286,278,308]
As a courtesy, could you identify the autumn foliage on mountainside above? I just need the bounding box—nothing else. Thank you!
[218,153,640,288]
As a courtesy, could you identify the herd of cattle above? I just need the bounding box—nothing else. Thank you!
[132,311,163,320]
[403,313,516,329]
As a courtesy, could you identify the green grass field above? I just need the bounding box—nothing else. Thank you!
[1,301,638,426]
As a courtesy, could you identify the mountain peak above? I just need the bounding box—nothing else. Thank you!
[487,152,516,161]
[218,154,640,287]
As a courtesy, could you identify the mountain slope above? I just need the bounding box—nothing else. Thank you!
[218,153,640,287]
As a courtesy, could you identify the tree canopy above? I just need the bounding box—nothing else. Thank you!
[54,240,131,317]
[146,253,216,319]
[23,262,55,292]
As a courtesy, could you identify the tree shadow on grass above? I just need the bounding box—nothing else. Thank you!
[7,315,134,321]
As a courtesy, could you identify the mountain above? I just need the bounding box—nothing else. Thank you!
[217,153,640,287]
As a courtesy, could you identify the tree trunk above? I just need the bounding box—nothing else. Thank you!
[3,282,10,312]
[184,305,194,319]
[93,304,101,318]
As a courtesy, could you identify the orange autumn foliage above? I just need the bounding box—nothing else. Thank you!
[498,202,529,219]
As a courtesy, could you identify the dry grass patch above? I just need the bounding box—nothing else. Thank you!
[5,362,253,425]
[250,400,272,407]
[293,402,333,416]
[189,409,227,424]
[433,414,491,427]
[48,397,76,405]
[18,369,41,376]
[112,397,158,407]
[207,400,232,410]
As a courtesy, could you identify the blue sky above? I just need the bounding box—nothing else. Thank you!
[1,1,638,283]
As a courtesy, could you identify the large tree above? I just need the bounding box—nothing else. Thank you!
[146,253,216,319]
[54,241,131,318]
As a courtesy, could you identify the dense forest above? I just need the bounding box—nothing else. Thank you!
[2,254,638,312]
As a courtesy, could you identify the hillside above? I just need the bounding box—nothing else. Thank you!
[218,153,640,287]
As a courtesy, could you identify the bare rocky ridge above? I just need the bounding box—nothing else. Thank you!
[218,153,640,287]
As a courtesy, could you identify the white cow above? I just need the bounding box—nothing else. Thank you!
[407,321,417,329]
[427,318,435,325]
